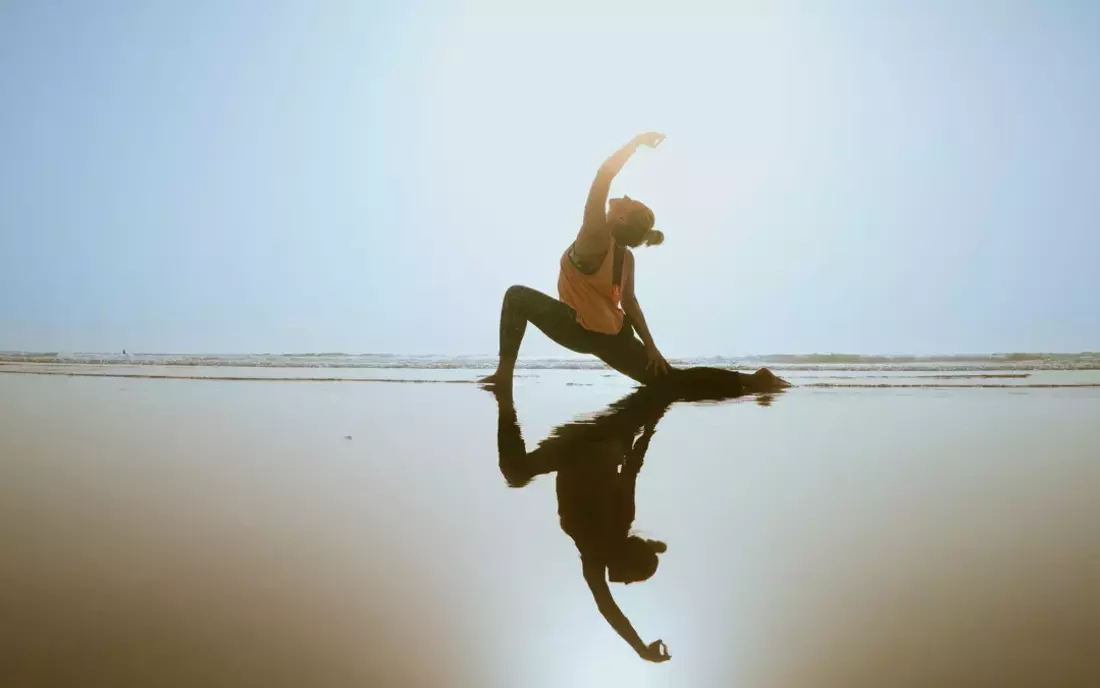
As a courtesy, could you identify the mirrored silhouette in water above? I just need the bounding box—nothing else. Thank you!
[490,383,781,663]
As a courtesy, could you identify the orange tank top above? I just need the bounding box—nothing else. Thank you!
[558,238,624,335]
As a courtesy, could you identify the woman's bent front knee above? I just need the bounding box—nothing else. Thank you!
[503,284,535,307]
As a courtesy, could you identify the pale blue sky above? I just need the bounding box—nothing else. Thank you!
[2,1,1098,355]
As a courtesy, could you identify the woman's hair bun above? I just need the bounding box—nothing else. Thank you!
[644,229,665,246]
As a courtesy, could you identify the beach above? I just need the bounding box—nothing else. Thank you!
[2,362,1098,687]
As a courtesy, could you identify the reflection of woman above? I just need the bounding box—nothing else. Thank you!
[492,387,685,663]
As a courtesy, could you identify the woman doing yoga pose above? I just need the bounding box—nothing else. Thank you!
[479,132,788,394]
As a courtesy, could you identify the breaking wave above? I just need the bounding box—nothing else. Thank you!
[2,351,1099,372]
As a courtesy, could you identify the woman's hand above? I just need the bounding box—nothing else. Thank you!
[645,343,669,377]
[633,132,665,149]
[638,639,671,663]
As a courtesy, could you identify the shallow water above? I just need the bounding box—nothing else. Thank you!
[4,360,1100,389]
[2,373,1097,686]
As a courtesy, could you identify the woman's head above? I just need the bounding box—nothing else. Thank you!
[608,535,667,584]
[608,196,663,249]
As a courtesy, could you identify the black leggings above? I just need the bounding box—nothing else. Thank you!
[497,285,748,394]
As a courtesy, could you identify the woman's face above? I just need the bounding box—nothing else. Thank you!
[607,197,632,226]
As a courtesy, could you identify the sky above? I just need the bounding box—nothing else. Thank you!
[2,0,1098,356]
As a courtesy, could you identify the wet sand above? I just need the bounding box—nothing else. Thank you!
[2,373,1098,687]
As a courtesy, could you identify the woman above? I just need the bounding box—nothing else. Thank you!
[493,385,678,662]
[479,132,788,394]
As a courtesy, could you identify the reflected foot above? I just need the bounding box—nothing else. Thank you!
[479,373,514,406]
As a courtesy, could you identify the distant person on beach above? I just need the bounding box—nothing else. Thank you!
[492,385,681,662]
[478,132,788,394]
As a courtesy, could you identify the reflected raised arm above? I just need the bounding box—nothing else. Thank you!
[583,561,671,663]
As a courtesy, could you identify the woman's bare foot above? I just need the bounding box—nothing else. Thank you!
[478,359,516,389]
[477,372,508,387]
[747,367,791,392]
[478,371,517,392]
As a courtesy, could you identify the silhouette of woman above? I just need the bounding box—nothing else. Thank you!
[478,131,790,395]
[491,385,738,662]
